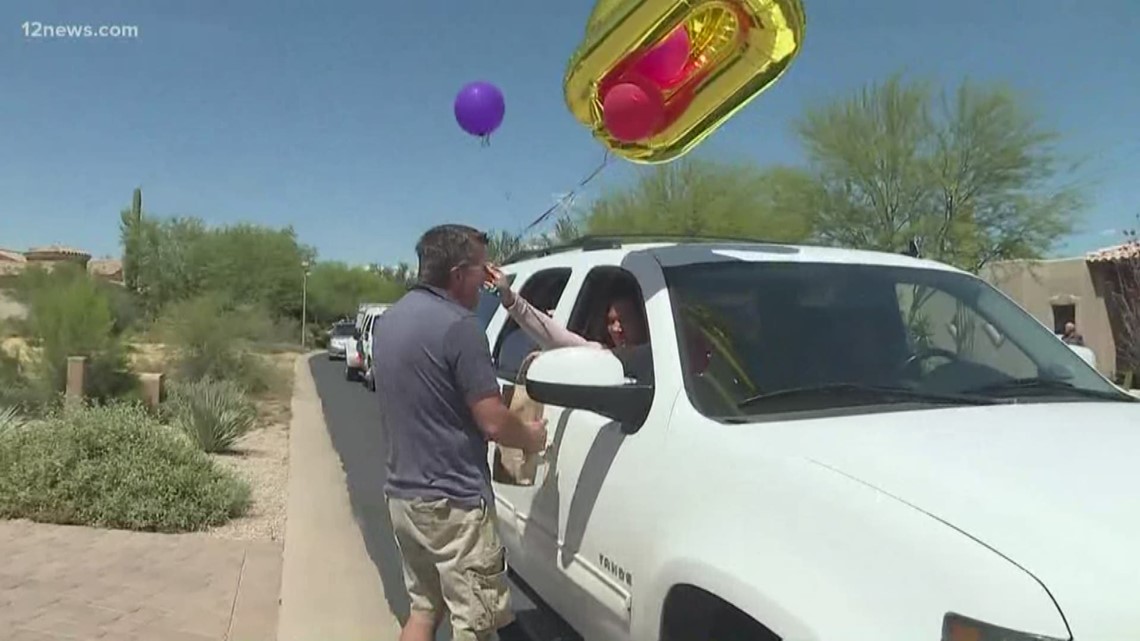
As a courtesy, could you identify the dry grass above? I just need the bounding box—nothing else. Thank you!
[1,336,33,364]
[126,341,171,374]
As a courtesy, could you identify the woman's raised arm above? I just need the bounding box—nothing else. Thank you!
[487,265,596,350]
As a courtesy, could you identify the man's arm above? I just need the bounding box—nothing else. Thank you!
[469,396,545,451]
[447,318,546,452]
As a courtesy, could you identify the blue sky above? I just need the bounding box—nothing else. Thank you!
[1,0,1137,266]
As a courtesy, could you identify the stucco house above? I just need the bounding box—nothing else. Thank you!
[981,240,1139,384]
[0,246,123,284]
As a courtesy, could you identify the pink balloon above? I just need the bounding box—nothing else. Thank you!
[603,82,666,142]
[636,26,691,87]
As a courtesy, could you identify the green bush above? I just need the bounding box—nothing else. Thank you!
[165,378,257,453]
[0,351,50,411]
[0,402,249,532]
[160,294,278,393]
[99,281,144,336]
[0,406,25,434]
[16,265,139,404]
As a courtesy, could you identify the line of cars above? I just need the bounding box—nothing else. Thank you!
[326,302,389,391]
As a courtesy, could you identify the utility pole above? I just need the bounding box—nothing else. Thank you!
[301,261,310,348]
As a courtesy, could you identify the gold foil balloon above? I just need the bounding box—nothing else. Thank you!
[565,0,806,164]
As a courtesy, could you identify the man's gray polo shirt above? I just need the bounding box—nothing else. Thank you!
[372,285,501,509]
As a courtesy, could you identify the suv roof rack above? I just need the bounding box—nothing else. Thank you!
[501,233,781,265]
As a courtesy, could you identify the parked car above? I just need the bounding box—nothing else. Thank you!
[326,320,357,360]
[478,236,1138,641]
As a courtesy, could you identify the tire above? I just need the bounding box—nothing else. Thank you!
[661,588,779,641]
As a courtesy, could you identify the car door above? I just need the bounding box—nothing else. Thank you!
[485,267,577,581]
[361,311,374,363]
[528,258,677,641]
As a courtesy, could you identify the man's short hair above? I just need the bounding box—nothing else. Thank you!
[415,224,489,288]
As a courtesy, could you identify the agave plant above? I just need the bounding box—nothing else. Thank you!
[166,378,257,453]
[0,406,26,434]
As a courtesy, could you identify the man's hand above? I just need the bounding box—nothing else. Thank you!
[521,418,548,454]
[470,396,546,451]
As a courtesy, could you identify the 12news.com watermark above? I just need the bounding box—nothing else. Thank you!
[21,21,139,40]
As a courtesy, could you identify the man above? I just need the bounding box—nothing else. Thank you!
[372,224,548,641]
[1062,321,1086,346]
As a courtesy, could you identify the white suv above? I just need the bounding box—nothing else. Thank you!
[355,304,389,391]
[478,237,1139,641]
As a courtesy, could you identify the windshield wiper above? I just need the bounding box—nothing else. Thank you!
[737,383,1001,411]
[962,377,1133,401]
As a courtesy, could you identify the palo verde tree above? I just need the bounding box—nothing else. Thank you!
[768,73,1085,273]
[584,157,814,242]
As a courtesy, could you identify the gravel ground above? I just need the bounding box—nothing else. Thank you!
[205,353,297,543]
[207,413,290,542]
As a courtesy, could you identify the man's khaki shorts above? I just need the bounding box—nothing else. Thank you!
[387,496,514,640]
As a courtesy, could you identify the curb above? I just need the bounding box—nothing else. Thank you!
[276,353,400,641]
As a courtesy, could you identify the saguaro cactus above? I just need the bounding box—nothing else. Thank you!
[121,187,143,291]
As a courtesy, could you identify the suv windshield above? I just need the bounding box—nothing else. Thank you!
[331,323,355,337]
[665,260,1131,418]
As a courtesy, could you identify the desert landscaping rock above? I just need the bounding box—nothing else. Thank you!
[207,415,289,543]
[206,353,296,544]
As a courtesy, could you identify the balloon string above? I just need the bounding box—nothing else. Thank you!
[522,150,612,234]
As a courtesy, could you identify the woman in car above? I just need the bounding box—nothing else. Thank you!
[485,264,647,350]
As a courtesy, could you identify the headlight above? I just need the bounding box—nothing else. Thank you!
[943,613,1065,641]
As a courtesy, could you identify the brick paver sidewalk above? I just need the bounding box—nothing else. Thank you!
[0,519,281,641]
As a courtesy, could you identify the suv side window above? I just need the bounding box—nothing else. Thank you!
[492,268,572,380]
[567,266,653,382]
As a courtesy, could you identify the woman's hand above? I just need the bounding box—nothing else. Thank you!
[484,264,516,307]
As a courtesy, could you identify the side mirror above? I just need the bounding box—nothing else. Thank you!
[353,328,362,340]
[525,346,653,434]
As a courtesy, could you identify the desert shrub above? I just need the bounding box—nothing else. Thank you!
[0,317,21,338]
[0,402,249,532]
[159,294,279,393]
[0,351,50,411]
[0,406,25,434]
[165,378,257,453]
[16,265,139,403]
[99,281,144,336]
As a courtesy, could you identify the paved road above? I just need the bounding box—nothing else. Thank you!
[310,357,581,641]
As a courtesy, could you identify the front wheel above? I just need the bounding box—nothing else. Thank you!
[661,590,780,641]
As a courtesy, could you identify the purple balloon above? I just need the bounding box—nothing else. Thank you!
[454,81,505,137]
